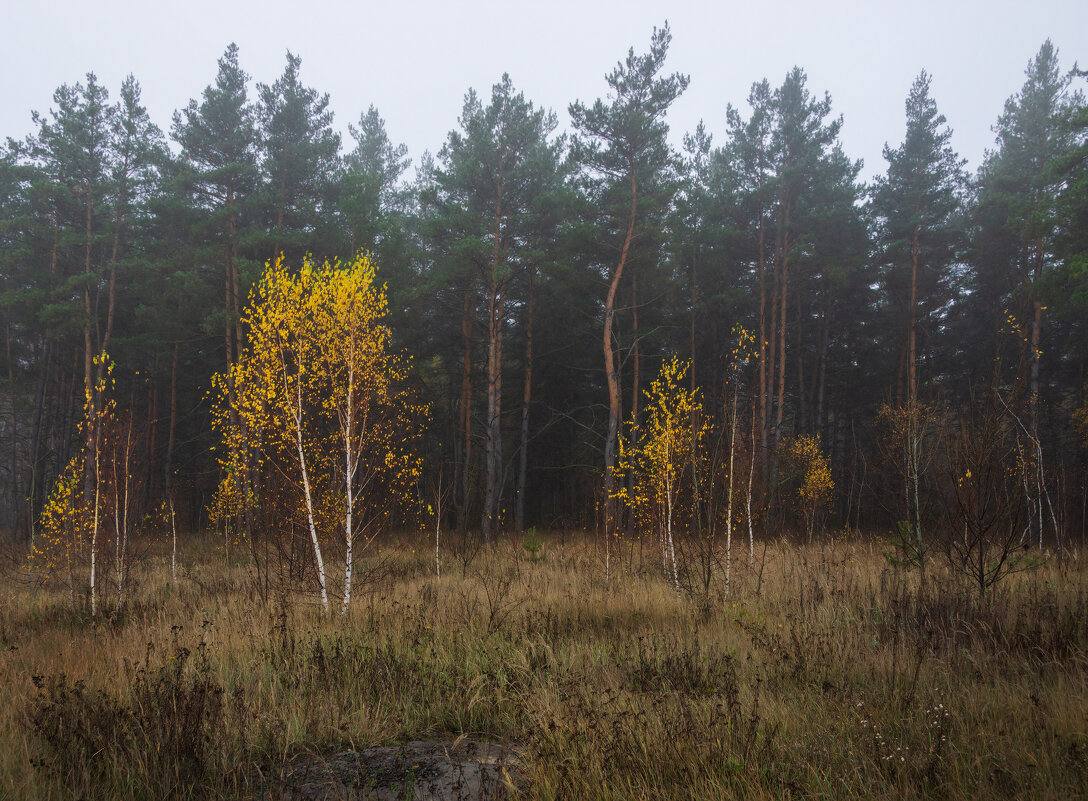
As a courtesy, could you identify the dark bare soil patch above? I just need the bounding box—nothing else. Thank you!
[261,739,518,801]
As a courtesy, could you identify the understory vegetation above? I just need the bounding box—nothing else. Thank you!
[2,531,1086,800]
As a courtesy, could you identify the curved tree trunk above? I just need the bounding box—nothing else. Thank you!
[603,160,637,538]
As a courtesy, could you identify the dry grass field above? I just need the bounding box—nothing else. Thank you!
[1,530,1086,799]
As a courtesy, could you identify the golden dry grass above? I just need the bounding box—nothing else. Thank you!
[1,530,1086,799]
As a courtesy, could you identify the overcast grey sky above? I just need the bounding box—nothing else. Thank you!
[2,0,1085,182]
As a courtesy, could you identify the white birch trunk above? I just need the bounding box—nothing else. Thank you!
[170,496,177,584]
[342,357,355,616]
[90,447,100,618]
[747,407,756,571]
[665,427,680,599]
[667,479,680,600]
[285,355,329,617]
[725,385,738,598]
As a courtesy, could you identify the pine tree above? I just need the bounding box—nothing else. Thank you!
[426,75,564,538]
[972,42,1081,551]
[569,23,688,537]
[766,68,842,465]
[342,105,411,255]
[256,51,341,264]
[974,42,1078,403]
[172,43,258,376]
[340,105,417,341]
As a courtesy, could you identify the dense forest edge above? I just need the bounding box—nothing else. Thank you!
[0,23,1086,608]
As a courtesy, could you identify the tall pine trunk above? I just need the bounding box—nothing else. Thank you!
[166,343,179,582]
[603,162,637,540]
[483,164,506,539]
[627,271,641,538]
[515,268,534,533]
[770,192,792,492]
[757,193,769,459]
[457,291,475,528]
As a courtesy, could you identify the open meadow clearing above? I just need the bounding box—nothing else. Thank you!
[1,532,1086,800]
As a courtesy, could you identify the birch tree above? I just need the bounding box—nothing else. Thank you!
[214,254,423,615]
[615,356,707,598]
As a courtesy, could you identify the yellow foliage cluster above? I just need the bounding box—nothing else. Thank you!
[785,434,834,540]
[787,435,834,510]
[613,356,709,534]
[212,253,425,548]
[28,353,117,584]
[727,324,758,370]
[207,465,252,547]
[28,456,84,581]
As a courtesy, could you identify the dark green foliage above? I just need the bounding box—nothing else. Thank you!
[256,51,342,265]
[870,71,967,399]
[0,32,1086,548]
[969,41,1082,389]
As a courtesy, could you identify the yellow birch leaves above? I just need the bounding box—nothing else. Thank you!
[613,356,709,536]
[212,253,425,552]
[785,434,834,540]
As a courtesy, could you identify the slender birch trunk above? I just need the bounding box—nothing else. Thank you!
[170,497,178,584]
[433,469,446,579]
[280,345,329,616]
[666,462,680,600]
[342,354,356,616]
[747,399,756,570]
[725,381,739,598]
[90,432,100,618]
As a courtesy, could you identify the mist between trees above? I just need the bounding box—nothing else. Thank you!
[1,24,1087,604]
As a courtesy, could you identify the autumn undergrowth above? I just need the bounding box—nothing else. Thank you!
[1,531,1087,799]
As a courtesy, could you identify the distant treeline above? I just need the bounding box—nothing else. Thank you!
[1,25,1086,553]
